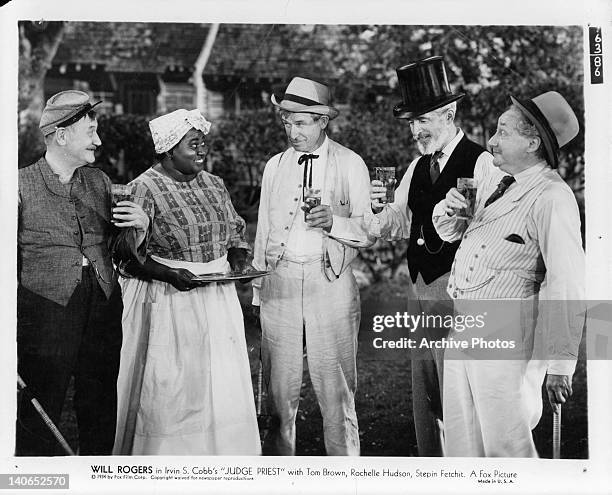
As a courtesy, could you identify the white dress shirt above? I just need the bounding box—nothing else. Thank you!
[285,137,329,260]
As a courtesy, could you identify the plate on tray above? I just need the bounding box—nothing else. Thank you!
[192,270,271,283]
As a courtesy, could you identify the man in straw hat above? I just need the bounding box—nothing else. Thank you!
[433,91,585,456]
[252,76,374,455]
[17,90,149,455]
[365,56,494,456]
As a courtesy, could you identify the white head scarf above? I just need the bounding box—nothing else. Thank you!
[149,109,212,154]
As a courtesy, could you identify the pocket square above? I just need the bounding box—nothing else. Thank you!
[505,234,525,244]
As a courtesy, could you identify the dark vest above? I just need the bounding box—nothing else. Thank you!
[18,158,117,306]
[407,136,486,284]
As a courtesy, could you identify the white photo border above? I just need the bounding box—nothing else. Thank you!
[1,0,610,493]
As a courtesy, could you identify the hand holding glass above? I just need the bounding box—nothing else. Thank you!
[302,188,321,221]
[374,167,396,204]
[111,184,132,224]
[456,178,477,220]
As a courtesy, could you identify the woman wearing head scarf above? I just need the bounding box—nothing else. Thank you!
[113,109,260,455]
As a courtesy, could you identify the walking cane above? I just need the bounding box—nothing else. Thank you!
[436,418,447,456]
[552,404,561,459]
[256,361,263,418]
[17,375,75,456]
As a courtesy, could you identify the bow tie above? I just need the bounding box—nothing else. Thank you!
[298,154,319,165]
[299,154,319,189]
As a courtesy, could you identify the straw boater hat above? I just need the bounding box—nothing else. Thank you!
[510,91,579,169]
[393,56,465,120]
[271,77,339,120]
[39,90,102,136]
[149,109,212,154]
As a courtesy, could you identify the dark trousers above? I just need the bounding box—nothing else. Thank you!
[408,273,452,457]
[16,267,122,456]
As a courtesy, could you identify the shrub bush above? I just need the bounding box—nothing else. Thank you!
[92,107,584,281]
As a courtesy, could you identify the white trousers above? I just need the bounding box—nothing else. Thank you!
[443,357,546,457]
[260,258,361,456]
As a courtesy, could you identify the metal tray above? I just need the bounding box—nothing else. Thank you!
[192,270,271,283]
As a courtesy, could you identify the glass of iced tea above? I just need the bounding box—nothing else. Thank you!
[303,187,322,221]
[375,167,396,204]
[456,178,477,220]
[111,184,132,224]
[111,184,132,206]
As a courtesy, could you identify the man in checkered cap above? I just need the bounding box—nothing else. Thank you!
[252,76,374,455]
[17,90,149,455]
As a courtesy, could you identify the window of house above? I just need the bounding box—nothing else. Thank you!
[164,83,196,112]
[125,88,157,115]
[90,91,115,115]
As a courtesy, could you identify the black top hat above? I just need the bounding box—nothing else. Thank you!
[393,56,465,119]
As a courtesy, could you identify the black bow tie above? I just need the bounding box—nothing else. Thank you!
[298,154,319,165]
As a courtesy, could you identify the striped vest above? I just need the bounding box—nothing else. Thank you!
[447,167,562,300]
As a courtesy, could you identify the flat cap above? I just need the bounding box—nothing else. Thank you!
[39,90,101,136]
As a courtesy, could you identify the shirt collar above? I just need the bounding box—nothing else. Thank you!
[512,160,548,184]
[294,135,329,162]
[439,128,464,159]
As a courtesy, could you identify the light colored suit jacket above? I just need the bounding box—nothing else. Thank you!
[252,137,375,305]
[433,162,585,376]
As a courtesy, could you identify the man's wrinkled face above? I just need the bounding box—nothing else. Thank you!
[281,112,328,153]
[488,109,533,174]
[407,109,447,155]
[62,116,101,165]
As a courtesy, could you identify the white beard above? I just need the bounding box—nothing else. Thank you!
[415,132,446,156]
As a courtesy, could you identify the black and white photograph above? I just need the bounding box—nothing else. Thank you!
[1,0,611,493]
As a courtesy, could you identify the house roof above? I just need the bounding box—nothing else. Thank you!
[53,22,343,80]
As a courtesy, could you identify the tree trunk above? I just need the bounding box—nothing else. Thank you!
[18,21,65,167]
[194,23,220,115]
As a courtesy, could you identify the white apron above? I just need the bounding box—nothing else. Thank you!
[113,254,261,455]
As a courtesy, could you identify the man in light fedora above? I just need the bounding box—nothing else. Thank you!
[17,90,149,455]
[434,91,585,456]
[365,56,494,456]
[252,76,374,455]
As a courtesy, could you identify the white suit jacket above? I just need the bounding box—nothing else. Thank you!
[433,161,585,376]
[252,137,375,305]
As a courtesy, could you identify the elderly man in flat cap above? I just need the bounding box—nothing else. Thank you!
[433,91,585,457]
[17,90,149,455]
[252,76,374,455]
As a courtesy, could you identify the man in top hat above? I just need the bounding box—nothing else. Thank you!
[252,76,374,455]
[433,91,585,457]
[17,90,149,455]
[365,56,494,456]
